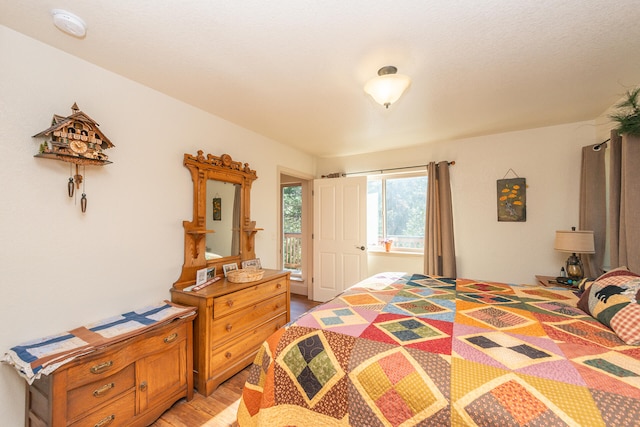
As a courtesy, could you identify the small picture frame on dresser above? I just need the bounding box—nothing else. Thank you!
[196,267,208,285]
[223,263,238,277]
[242,258,261,270]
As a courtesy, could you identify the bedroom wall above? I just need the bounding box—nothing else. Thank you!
[317,121,599,285]
[0,26,315,425]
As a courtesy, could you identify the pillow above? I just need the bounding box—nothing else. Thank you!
[577,267,640,345]
[576,277,595,292]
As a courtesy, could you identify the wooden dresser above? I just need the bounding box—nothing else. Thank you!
[25,316,194,427]
[171,269,290,396]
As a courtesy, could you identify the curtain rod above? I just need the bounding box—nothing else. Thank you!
[341,161,455,177]
[593,138,610,151]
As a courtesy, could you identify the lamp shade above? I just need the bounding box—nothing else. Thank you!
[364,66,411,108]
[554,230,595,254]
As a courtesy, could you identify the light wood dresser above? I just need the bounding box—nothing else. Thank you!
[170,269,290,396]
[25,316,194,427]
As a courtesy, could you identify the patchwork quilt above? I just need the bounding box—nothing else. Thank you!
[237,273,640,426]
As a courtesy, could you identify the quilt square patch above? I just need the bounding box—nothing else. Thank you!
[460,332,561,370]
[461,306,534,330]
[277,331,346,407]
[350,347,448,427]
[375,317,448,345]
[454,373,580,426]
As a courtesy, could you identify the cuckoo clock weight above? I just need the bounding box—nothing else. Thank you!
[32,103,114,212]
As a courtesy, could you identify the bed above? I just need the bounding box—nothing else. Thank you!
[237,270,640,426]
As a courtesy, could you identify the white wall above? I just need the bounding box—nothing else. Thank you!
[317,121,597,284]
[0,26,314,425]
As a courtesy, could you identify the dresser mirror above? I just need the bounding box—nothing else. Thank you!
[205,179,240,259]
[174,151,259,289]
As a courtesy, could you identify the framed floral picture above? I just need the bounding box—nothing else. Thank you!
[212,197,221,221]
[497,177,526,222]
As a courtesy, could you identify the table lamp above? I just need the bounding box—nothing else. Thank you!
[554,227,595,280]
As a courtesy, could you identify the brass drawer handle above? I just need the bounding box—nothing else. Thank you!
[90,360,113,374]
[225,352,232,359]
[94,415,115,427]
[227,300,234,307]
[93,382,115,398]
[164,332,178,343]
[225,324,233,332]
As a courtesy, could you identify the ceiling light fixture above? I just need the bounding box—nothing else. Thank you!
[364,66,411,108]
[51,9,87,38]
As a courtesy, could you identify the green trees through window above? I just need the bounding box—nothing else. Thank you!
[367,174,427,250]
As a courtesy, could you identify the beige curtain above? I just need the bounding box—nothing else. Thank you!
[610,131,640,272]
[579,144,606,278]
[424,161,456,277]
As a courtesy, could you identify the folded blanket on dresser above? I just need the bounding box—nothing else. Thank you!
[2,300,196,384]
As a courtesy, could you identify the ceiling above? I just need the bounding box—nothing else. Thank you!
[2,1,640,158]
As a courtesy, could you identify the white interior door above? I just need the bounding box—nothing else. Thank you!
[312,176,368,302]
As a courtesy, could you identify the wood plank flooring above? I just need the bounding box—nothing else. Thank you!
[152,293,319,427]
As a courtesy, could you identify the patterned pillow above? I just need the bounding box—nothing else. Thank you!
[576,277,595,292]
[578,267,640,345]
[577,267,640,345]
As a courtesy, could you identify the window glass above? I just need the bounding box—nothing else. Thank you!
[367,174,427,251]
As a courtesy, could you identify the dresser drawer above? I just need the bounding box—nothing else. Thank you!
[211,293,286,348]
[69,389,135,427]
[65,322,187,389]
[211,313,286,368]
[213,278,287,318]
[65,348,134,390]
[66,364,135,421]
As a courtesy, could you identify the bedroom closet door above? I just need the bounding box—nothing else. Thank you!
[312,176,368,302]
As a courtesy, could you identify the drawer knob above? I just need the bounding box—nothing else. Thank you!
[227,300,234,307]
[277,283,282,289]
[93,382,115,398]
[164,332,178,344]
[226,324,233,332]
[140,381,148,391]
[225,352,232,359]
[90,360,113,374]
[94,414,115,427]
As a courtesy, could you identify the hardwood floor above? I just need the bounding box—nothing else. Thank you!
[152,293,319,427]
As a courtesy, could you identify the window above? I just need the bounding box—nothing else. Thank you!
[367,173,428,251]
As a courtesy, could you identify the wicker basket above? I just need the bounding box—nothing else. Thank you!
[227,269,265,283]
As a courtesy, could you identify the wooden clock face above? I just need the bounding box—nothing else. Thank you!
[70,140,88,154]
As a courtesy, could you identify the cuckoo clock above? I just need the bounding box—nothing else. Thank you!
[32,103,115,212]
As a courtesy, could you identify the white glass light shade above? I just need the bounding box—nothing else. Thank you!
[554,230,595,254]
[364,72,411,108]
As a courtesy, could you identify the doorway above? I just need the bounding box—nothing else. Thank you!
[280,172,312,296]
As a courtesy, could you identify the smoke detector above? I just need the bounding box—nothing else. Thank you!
[51,9,87,38]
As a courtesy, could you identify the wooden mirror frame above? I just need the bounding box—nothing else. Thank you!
[174,151,260,289]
